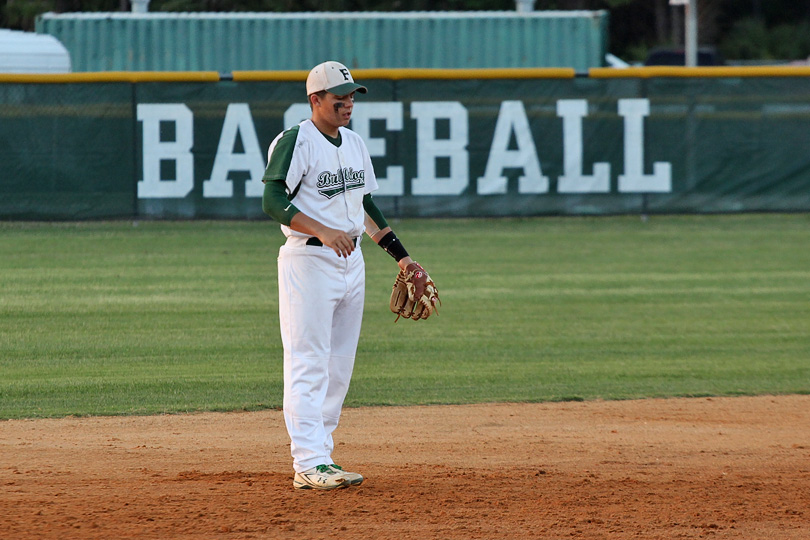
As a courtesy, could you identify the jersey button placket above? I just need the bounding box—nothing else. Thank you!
[337,147,351,224]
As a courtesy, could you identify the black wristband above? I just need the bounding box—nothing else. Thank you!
[378,231,409,262]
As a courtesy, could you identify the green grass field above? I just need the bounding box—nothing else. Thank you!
[1,214,808,419]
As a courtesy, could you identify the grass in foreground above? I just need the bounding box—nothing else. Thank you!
[1,214,808,419]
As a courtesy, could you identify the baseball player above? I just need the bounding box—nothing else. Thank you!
[262,61,430,490]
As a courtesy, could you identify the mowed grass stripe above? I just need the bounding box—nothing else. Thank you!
[0,214,808,418]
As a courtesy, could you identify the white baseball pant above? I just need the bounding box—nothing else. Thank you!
[277,237,365,473]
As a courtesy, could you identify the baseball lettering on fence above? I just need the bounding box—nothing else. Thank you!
[136,99,672,199]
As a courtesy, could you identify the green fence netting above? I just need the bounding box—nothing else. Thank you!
[2,71,809,219]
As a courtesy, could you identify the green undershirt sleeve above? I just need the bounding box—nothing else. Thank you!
[262,180,300,226]
[363,193,388,231]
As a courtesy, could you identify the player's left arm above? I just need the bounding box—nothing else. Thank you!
[362,194,414,271]
[363,194,440,320]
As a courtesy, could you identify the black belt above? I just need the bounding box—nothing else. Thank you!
[306,237,358,247]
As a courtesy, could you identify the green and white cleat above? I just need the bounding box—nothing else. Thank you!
[293,464,350,490]
[330,464,364,486]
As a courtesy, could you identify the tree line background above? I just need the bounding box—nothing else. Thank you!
[3,0,810,63]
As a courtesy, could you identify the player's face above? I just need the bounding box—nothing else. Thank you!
[328,92,355,125]
[314,91,355,130]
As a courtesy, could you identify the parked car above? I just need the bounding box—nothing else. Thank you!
[0,29,71,73]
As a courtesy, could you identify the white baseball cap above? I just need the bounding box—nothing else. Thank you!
[306,61,368,96]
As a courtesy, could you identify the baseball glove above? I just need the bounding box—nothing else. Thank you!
[390,262,440,321]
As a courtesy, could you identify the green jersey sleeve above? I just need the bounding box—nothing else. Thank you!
[262,125,300,183]
[262,125,302,225]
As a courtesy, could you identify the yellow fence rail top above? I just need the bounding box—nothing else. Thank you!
[3,66,809,84]
[0,71,221,83]
[589,66,810,78]
[232,67,577,82]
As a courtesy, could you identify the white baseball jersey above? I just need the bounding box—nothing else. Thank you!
[265,119,378,238]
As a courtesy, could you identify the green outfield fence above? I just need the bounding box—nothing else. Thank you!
[2,66,810,220]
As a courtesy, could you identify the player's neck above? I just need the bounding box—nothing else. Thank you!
[311,117,340,139]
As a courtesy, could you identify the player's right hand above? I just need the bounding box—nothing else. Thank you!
[320,229,355,258]
[288,213,355,258]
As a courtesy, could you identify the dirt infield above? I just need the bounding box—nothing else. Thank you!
[2,395,809,539]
